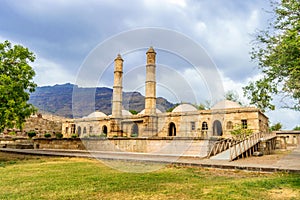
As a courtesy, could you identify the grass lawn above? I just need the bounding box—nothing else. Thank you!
[0,152,299,200]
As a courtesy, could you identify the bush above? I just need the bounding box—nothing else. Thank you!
[131,133,138,137]
[100,133,107,138]
[230,124,253,137]
[44,133,51,138]
[9,131,16,136]
[71,134,78,138]
[55,133,63,139]
[27,131,36,138]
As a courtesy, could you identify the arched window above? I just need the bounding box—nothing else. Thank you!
[226,121,233,130]
[83,127,87,134]
[201,122,208,131]
[131,123,139,137]
[213,120,223,136]
[77,126,81,136]
[102,125,108,136]
[168,122,176,136]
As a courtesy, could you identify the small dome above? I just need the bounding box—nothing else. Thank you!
[138,108,162,114]
[84,111,107,118]
[212,100,241,110]
[172,104,197,113]
[122,109,132,116]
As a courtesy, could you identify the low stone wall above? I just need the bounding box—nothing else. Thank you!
[33,138,85,150]
[33,137,211,157]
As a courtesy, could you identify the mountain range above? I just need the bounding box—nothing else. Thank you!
[29,83,175,118]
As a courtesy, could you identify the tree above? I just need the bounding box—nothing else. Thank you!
[0,40,37,132]
[225,90,242,105]
[293,125,300,130]
[243,0,300,112]
[269,122,283,131]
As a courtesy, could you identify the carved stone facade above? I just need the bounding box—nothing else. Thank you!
[62,47,269,139]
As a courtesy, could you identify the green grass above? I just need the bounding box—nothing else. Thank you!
[0,152,299,200]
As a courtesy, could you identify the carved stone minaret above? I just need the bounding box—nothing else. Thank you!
[111,54,123,136]
[112,54,123,118]
[145,46,157,115]
[143,47,158,137]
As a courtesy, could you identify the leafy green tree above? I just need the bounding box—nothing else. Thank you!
[0,40,37,132]
[243,0,300,112]
[225,90,242,105]
[293,125,300,131]
[269,122,283,131]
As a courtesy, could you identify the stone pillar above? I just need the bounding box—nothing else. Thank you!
[111,54,123,136]
[143,47,158,137]
[145,47,156,115]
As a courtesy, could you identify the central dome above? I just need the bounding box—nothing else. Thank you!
[172,104,197,113]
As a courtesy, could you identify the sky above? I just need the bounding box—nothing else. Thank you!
[0,0,299,129]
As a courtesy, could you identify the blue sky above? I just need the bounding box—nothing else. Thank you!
[0,0,299,129]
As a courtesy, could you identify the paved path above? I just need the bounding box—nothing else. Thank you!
[1,146,299,173]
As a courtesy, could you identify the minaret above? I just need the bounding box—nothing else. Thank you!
[143,47,158,137]
[112,54,123,118]
[110,54,123,136]
[145,47,157,115]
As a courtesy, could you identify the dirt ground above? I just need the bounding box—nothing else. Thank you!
[232,147,295,165]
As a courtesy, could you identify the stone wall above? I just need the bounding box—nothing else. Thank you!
[33,138,85,150]
[33,137,211,157]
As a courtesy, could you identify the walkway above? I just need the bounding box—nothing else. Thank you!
[1,145,299,173]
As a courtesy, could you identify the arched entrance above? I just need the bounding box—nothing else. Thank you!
[168,122,176,136]
[213,120,223,136]
[77,126,81,137]
[102,125,108,136]
[131,123,139,137]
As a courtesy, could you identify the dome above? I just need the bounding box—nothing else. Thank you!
[122,109,133,116]
[84,111,107,118]
[138,108,162,114]
[212,100,241,110]
[172,104,197,113]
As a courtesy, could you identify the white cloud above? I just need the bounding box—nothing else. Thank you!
[33,57,75,86]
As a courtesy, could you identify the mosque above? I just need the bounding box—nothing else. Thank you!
[62,47,269,139]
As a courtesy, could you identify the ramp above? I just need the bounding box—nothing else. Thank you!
[209,132,271,161]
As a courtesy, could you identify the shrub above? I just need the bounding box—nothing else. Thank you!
[9,131,16,136]
[100,133,107,138]
[71,134,78,138]
[131,133,138,137]
[27,131,36,138]
[44,133,51,138]
[230,124,253,137]
[55,133,63,139]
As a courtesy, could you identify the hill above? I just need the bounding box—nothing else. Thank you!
[29,83,174,118]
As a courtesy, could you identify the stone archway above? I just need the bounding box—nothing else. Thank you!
[213,120,223,136]
[131,123,139,137]
[102,125,108,136]
[168,122,176,136]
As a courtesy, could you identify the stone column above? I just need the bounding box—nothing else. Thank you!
[111,54,123,136]
[145,47,157,115]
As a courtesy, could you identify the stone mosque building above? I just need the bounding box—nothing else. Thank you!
[62,47,269,139]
